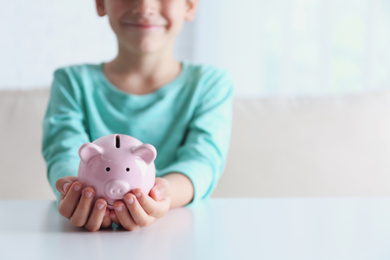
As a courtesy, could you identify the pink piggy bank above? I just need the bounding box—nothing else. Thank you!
[77,134,157,209]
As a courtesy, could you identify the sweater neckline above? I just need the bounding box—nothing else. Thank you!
[98,60,187,99]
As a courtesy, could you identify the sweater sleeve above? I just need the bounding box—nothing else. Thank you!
[158,71,234,204]
[41,68,90,204]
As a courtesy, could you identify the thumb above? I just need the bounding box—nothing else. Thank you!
[149,177,170,201]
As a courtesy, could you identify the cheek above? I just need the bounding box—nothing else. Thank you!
[163,2,187,27]
[105,0,127,14]
[106,3,127,30]
[166,15,185,36]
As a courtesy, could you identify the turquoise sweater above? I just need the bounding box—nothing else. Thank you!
[41,60,234,205]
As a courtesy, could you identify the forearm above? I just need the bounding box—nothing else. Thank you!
[162,173,194,209]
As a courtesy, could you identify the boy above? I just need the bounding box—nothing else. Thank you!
[42,0,233,231]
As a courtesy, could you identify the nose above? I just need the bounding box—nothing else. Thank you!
[105,180,130,200]
[132,0,156,16]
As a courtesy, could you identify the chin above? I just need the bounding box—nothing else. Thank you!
[119,33,172,55]
[133,46,164,55]
[126,41,168,55]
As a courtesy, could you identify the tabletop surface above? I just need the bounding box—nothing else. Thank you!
[1,197,390,260]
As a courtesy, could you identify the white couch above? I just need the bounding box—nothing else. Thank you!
[1,88,390,200]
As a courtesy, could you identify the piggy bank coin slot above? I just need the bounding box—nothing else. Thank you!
[116,135,120,148]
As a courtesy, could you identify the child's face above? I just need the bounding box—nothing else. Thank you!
[96,0,198,55]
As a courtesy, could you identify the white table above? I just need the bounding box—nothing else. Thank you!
[1,198,390,260]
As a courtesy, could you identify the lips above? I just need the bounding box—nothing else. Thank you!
[123,21,165,29]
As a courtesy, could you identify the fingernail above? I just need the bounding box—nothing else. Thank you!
[84,191,93,198]
[74,184,81,192]
[96,203,105,210]
[115,205,123,212]
[135,192,142,198]
[125,197,134,204]
[62,183,70,194]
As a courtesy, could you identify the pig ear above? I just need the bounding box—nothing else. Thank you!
[131,144,157,165]
[79,143,103,164]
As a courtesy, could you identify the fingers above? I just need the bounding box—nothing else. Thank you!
[58,182,83,219]
[101,209,112,229]
[113,201,140,231]
[84,199,108,232]
[123,192,156,227]
[56,177,171,232]
[56,176,111,231]
[56,176,78,196]
[109,210,120,225]
[70,187,95,227]
[129,189,167,218]
[111,187,171,230]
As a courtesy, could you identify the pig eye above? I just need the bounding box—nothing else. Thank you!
[126,168,130,172]
[106,167,110,172]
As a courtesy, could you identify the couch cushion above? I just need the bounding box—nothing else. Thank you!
[212,89,390,197]
[0,88,55,199]
[1,88,390,199]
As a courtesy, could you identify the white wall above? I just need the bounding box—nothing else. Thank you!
[1,0,390,96]
[0,0,195,89]
[193,0,390,96]
[1,1,114,88]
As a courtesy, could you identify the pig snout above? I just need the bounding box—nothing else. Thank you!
[105,180,130,199]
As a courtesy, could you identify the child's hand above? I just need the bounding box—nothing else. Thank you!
[55,176,112,231]
[109,177,171,231]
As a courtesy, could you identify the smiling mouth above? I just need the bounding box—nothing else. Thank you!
[107,203,114,207]
[123,22,164,29]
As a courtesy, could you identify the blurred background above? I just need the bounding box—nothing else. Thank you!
[1,1,390,201]
[1,0,390,96]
